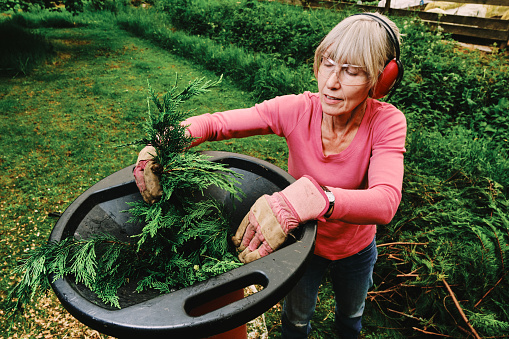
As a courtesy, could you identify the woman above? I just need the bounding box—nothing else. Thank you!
[135,12,406,339]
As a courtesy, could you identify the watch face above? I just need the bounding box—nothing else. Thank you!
[320,186,335,216]
[325,191,335,203]
[324,191,335,218]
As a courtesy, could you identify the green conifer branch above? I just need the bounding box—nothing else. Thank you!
[4,76,244,316]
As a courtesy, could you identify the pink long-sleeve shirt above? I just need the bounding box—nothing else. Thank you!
[184,91,407,260]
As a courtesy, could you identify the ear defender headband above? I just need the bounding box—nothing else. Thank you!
[352,13,404,100]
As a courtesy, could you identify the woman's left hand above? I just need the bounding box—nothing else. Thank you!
[232,176,329,263]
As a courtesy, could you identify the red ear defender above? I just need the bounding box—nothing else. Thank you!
[371,59,401,100]
[350,13,404,100]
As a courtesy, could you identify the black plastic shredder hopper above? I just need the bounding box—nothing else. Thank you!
[49,151,317,338]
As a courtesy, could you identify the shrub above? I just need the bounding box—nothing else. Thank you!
[0,20,54,76]
[116,8,314,99]
[393,17,509,144]
[158,0,344,67]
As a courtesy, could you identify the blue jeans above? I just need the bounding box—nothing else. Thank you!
[281,237,378,339]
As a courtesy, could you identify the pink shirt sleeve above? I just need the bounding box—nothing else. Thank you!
[327,108,406,225]
[182,107,273,147]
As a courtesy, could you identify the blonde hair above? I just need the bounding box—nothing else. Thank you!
[313,12,401,88]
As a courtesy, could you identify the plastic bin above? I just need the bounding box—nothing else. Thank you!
[49,151,317,338]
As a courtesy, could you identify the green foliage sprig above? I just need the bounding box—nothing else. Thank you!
[6,234,141,312]
[4,77,244,314]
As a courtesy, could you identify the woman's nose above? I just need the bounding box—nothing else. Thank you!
[326,69,342,89]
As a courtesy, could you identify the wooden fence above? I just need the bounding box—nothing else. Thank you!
[304,0,509,47]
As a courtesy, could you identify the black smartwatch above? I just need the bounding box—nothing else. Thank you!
[320,185,335,218]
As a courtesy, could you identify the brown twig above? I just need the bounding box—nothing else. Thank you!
[388,308,421,321]
[492,229,505,270]
[267,320,281,335]
[443,295,458,327]
[412,327,455,337]
[388,254,406,262]
[458,325,476,337]
[377,242,428,247]
[322,309,334,321]
[396,274,419,277]
[444,169,462,183]
[367,284,402,298]
[474,272,508,308]
[367,287,399,295]
[396,268,420,278]
[442,278,481,339]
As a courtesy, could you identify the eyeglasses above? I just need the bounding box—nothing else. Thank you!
[319,56,369,86]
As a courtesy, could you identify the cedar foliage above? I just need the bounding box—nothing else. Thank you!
[5,77,243,313]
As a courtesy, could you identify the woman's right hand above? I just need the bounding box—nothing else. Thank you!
[133,145,163,204]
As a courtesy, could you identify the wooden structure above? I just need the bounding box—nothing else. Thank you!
[305,0,509,48]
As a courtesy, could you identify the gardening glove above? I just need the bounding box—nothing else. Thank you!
[232,176,329,263]
[133,145,163,204]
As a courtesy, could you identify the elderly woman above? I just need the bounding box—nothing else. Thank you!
[135,12,406,339]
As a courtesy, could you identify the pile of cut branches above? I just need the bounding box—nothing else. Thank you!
[367,133,509,337]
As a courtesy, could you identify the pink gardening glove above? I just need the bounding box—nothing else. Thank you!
[133,145,163,204]
[133,122,192,204]
[232,176,329,263]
